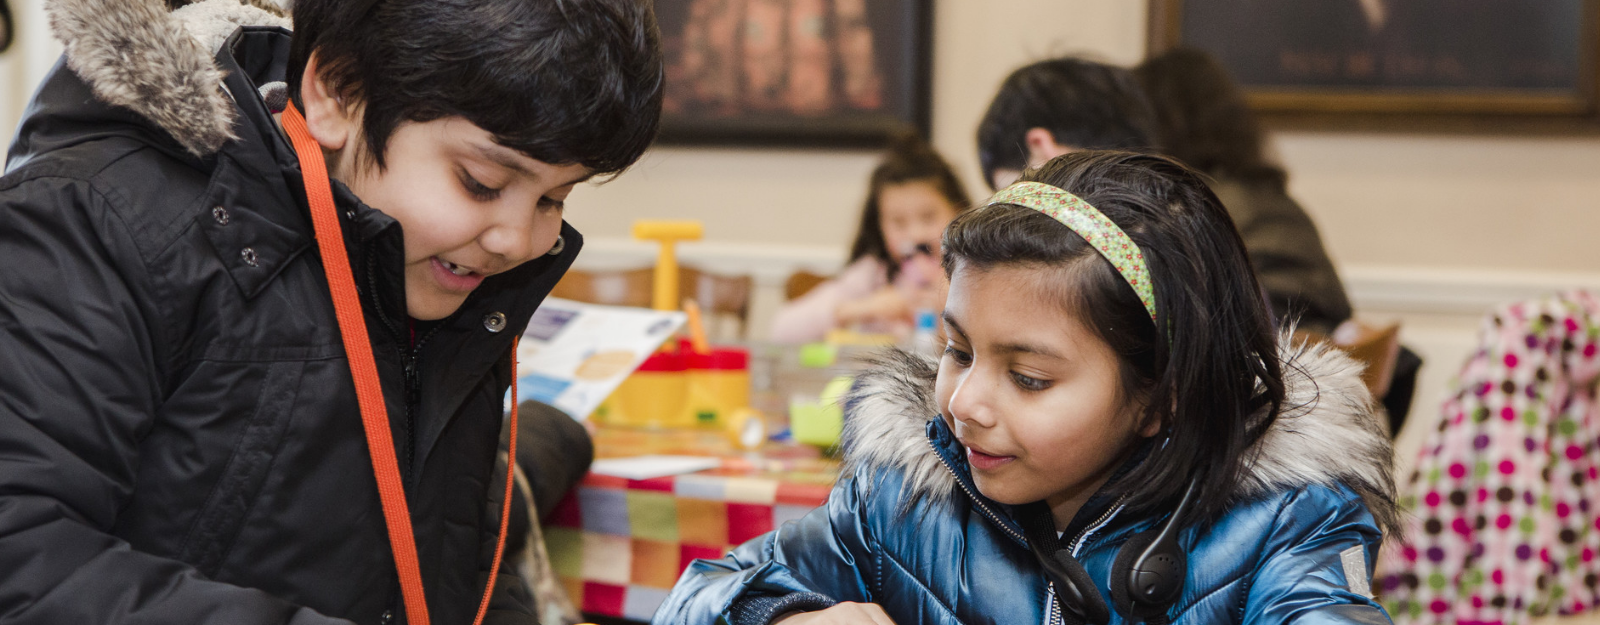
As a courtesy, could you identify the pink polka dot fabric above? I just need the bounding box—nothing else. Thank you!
[1378,291,1600,624]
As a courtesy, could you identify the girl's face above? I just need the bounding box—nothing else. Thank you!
[878,181,959,259]
[935,263,1157,526]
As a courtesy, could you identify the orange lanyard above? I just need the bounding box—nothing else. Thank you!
[281,102,518,625]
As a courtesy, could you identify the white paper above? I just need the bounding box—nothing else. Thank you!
[588,455,721,480]
[514,297,685,420]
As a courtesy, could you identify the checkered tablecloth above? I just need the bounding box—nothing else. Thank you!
[544,429,839,622]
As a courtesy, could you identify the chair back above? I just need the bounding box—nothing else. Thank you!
[784,271,830,301]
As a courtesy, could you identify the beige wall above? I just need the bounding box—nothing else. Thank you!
[5,0,1597,273]
[558,0,1600,273]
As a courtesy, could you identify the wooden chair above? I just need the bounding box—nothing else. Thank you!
[551,266,754,340]
[1295,320,1403,415]
[784,270,830,301]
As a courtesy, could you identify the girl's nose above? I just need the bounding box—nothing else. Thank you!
[946,370,998,429]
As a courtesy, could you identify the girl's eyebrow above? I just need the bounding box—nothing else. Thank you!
[941,312,968,339]
[994,341,1065,360]
[943,312,1066,360]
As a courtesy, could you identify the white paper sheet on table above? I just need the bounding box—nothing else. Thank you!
[514,297,685,420]
[588,455,721,480]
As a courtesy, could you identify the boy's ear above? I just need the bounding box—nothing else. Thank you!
[298,53,359,152]
[1024,127,1073,168]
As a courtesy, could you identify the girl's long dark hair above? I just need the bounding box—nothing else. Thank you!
[849,133,972,281]
[941,150,1284,526]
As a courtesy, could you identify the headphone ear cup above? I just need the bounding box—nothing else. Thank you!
[1110,529,1187,620]
[1045,549,1112,625]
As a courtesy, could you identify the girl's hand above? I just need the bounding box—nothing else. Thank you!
[772,602,898,625]
[836,288,913,327]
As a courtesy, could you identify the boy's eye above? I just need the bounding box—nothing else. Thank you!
[537,196,566,213]
[943,344,973,366]
[1010,371,1051,392]
[459,171,503,201]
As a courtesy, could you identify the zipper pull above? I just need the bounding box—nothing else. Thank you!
[403,352,421,405]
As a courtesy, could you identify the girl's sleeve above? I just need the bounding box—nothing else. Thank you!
[1241,486,1394,625]
[650,473,882,625]
[768,259,881,344]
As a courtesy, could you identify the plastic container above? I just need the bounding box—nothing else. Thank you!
[598,349,687,428]
[683,346,750,428]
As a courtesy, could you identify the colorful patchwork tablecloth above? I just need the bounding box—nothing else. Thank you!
[544,428,840,622]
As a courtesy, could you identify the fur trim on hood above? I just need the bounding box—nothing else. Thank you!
[841,335,1400,537]
[45,0,290,157]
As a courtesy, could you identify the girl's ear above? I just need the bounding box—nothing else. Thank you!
[298,52,359,152]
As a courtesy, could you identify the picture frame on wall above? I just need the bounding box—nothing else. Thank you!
[655,0,932,146]
[1147,0,1600,131]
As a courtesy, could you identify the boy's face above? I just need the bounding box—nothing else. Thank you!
[934,263,1156,530]
[335,118,590,320]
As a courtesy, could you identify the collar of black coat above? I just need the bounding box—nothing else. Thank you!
[839,334,1401,538]
[45,0,291,159]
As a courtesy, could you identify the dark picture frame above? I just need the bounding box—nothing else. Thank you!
[1148,0,1600,132]
[655,0,932,147]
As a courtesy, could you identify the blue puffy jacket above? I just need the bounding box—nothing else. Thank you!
[654,341,1400,625]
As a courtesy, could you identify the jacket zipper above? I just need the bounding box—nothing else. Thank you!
[929,438,1132,625]
[927,438,1027,545]
[401,323,444,486]
[1043,496,1127,625]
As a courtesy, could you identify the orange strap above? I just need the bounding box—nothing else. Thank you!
[281,103,518,625]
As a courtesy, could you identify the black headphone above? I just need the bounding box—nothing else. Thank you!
[1032,479,1198,625]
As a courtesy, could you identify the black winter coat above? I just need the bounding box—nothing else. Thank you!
[0,5,575,624]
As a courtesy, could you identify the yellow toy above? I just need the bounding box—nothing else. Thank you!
[632,220,703,311]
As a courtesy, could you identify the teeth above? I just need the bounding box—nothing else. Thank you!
[442,259,472,276]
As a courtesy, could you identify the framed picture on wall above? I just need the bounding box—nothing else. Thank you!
[1148,0,1600,130]
[655,0,932,146]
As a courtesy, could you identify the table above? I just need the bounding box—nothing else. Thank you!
[544,427,841,622]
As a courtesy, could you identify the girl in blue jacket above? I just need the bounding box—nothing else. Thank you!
[654,151,1399,625]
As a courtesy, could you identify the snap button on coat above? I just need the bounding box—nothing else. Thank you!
[212,206,230,225]
[484,312,507,333]
[240,247,258,266]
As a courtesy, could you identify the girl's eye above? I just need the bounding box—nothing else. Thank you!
[1011,371,1051,392]
[459,171,502,201]
[537,197,566,213]
[943,345,973,366]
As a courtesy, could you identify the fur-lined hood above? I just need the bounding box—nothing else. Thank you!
[45,0,290,157]
[841,336,1400,536]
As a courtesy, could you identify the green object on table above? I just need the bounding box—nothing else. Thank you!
[791,375,853,448]
[798,342,837,368]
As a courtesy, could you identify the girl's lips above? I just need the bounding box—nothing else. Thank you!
[429,256,485,293]
[966,446,1016,471]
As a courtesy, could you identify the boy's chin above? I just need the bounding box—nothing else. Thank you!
[406,294,468,321]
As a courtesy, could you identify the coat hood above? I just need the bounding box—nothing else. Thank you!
[841,334,1400,536]
[45,0,290,158]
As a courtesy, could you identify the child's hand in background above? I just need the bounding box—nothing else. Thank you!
[835,287,913,327]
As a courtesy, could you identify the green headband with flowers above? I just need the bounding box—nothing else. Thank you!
[983,181,1158,322]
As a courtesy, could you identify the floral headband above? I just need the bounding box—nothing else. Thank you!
[983,181,1158,322]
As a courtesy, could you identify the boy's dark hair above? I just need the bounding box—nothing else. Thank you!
[976,58,1159,188]
[941,150,1284,527]
[1135,47,1286,186]
[287,0,663,175]
[849,132,972,281]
